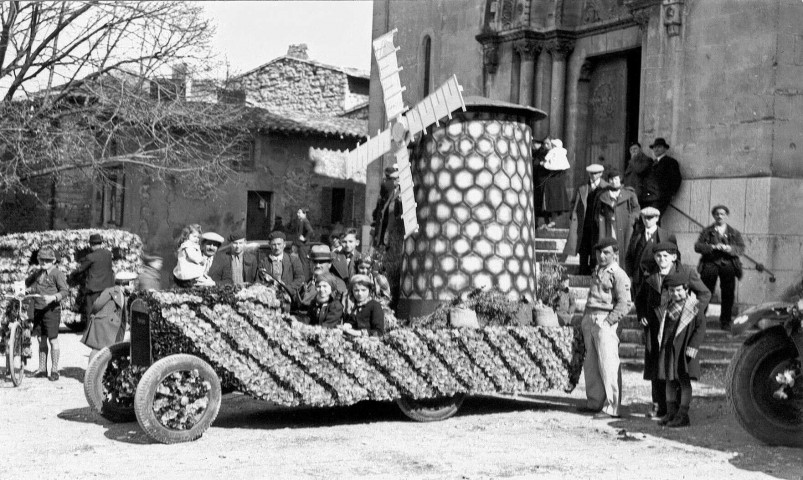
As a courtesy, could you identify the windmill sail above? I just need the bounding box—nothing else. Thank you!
[373,29,407,121]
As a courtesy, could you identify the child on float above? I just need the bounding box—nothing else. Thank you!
[355,257,391,307]
[657,271,706,428]
[172,224,205,287]
[25,246,69,381]
[305,275,344,328]
[343,274,385,336]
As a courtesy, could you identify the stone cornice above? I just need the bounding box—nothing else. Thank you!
[513,39,541,60]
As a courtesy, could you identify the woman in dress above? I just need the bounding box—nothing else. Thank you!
[536,138,571,228]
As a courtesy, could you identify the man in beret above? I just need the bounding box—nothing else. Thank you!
[636,241,710,419]
[642,138,682,217]
[564,163,608,275]
[72,233,114,329]
[625,206,678,297]
[208,230,258,286]
[258,231,305,300]
[578,237,631,419]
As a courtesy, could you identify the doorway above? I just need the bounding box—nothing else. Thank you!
[246,191,273,240]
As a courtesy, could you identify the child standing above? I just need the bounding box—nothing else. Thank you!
[657,272,707,427]
[345,274,385,336]
[25,246,69,381]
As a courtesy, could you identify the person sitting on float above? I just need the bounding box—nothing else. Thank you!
[355,257,391,307]
[344,274,385,337]
[304,275,344,328]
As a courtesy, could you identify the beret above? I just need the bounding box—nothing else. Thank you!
[711,204,729,215]
[652,242,678,254]
[585,163,604,173]
[593,237,618,250]
[229,230,245,242]
[200,232,224,244]
[663,272,688,288]
[640,206,660,216]
[268,231,286,241]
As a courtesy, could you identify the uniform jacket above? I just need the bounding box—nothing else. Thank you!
[306,298,344,328]
[595,186,640,271]
[259,252,305,296]
[656,291,706,379]
[74,248,114,293]
[624,225,678,282]
[644,155,681,211]
[208,250,258,286]
[636,263,710,380]
[564,179,609,256]
[332,250,363,282]
[585,262,631,325]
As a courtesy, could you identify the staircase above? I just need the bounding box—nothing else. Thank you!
[534,228,742,367]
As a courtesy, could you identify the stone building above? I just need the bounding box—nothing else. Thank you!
[367,0,803,306]
[232,44,370,119]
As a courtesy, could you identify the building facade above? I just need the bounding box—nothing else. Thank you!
[367,0,803,305]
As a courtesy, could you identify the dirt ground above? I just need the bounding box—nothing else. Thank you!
[1,331,801,480]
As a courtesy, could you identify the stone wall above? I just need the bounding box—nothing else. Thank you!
[236,58,367,116]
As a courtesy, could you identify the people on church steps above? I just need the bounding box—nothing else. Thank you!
[594,168,640,273]
[563,163,608,275]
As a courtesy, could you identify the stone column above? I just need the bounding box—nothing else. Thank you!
[545,39,574,140]
[533,48,552,139]
[514,39,540,107]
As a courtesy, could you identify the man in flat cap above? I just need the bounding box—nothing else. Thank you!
[72,233,115,330]
[258,231,305,300]
[635,241,710,420]
[564,163,608,275]
[195,232,224,287]
[643,138,682,217]
[209,230,258,286]
[578,237,631,419]
[625,206,678,298]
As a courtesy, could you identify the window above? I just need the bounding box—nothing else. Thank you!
[330,188,346,224]
[101,169,125,226]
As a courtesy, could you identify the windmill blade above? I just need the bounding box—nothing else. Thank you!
[347,128,392,172]
[400,75,465,137]
[373,29,407,121]
[394,146,418,238]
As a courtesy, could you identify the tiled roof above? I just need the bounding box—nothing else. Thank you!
[246,108,367,140]
[238,56,370,80]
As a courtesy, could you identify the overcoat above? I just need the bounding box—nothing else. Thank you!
[623,152,653,203]
[635,263,710,380]
[624,225,678,283]
[74,248,114,293]
[656,291,707,380]
[643,155,681,212]
[594,186,640,271]
[81,285,127,350]
[563,179,609,256]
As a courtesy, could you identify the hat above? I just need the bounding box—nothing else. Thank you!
[650,137,670,149]
[229,230,245,242]
[89,233,103,245]
[269,231,286,241]
[585,163,604,173]
[594,237,618,251]
[200,232,224,244]
[629,141,642,148]
[663,272,688,289]
[711,204,730,215]
[640,206,660,217]
[384,164,399,179]
[38,247,56,261]
[309,244,333,262]
[114,271,138,283]
[605,167,621,180]
[652,242,678,255]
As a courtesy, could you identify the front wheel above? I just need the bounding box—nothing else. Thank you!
[396,393,466,422]
[726,328,803,447]
[84,342,138,422]
[134,354,222,444]
[6,322,24,386]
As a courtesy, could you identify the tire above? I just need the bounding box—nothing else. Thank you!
[397,393,466,422]
[134,354,222,444]
[726,328,803,447]
[6,322,24,386]
[84,342,137,422]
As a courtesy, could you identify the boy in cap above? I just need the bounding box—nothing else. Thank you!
[636,242,710,419]
[625,206,677,297]
[25,246,69,381]
[72,233,114,328]
[578,237,631,418]
[655,271,706,427]
[564,163,608,275]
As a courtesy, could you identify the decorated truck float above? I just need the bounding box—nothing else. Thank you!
[84,284,584,444]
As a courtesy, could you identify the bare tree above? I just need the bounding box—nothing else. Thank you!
[0,1,251,197]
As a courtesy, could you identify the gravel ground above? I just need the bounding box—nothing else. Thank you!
[1,330,801,480]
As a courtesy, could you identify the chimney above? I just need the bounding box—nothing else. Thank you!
[286,44,309,60]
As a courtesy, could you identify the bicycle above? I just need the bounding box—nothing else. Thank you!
[1,293,38,386]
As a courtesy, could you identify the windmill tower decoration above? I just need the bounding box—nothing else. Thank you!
[350,29,544,319]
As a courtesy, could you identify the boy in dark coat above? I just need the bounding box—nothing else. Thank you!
[655,271,707,427]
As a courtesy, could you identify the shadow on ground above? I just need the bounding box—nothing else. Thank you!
[58,407,151,445]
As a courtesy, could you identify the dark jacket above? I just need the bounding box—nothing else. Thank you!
[347,299,385,336]
[564,179,609,256]
[332,250,363,282]
[594,187,640,271]
[623,152,653,203]
[208,250,258,286]
[644,155,681,211]
[694,223,745,276]
[625,225,678,284]
[293,218,315,243]
[74,248,114,293]
[656,291,707,380]
[636,263,710,380]
[306,298,344,328]
[259,252,305,296]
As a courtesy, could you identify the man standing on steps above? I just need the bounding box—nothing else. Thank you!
[564,163,608,275]
[578,237,631,419]
[635,242,710,419]
[625,206,678,298]
[643,138,682,218]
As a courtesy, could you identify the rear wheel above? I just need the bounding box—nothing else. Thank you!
[726,328,803,447]
[84,342,138,422]
[396,393,466,422]
[6,322,24,386]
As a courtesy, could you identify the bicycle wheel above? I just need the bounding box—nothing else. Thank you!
[6,322,25,386]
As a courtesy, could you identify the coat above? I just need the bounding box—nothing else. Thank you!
[208,250,258,286]
[594,187,640,271]
[636,263,710,380]
[81,285,127,350]
[293,218,315,243]
[305,298,344,328]
[624,225,678,284]
[643,155,681,212]
[332,250,363,282]
[623,152,653,203]
[259,252,305,296]
[74,248,114,293]
[694,223,745,277]
[655,291,707,380]
[563,179,609,256]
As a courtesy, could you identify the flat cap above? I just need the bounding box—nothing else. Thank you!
[200,232,224,244]
[268,231,286,241]
[115,271,138,283]
[640,206,660,217]
[594,237,618,251]
[663,271,688,288]
[585,163,604,173]
[652,242,678,254]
